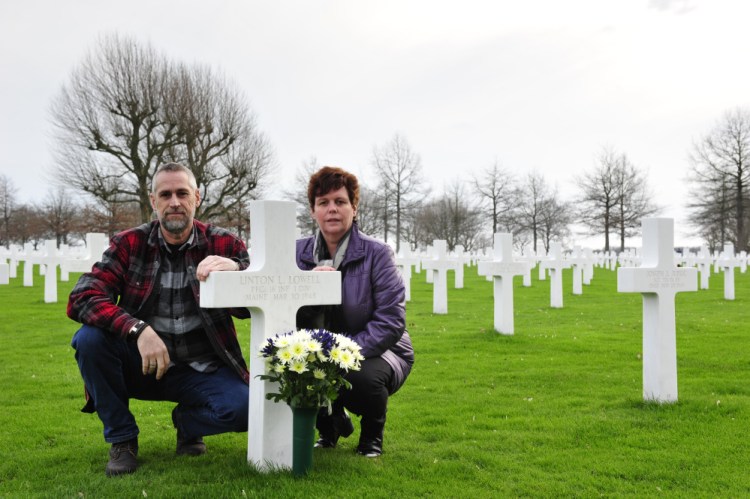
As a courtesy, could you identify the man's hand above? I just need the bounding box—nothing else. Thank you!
[137,327,171,380]
[196,255,240,281]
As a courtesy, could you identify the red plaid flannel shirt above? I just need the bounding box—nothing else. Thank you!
[68,220,251,384]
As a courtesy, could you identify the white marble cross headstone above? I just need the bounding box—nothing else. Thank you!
[22,243,35,287]
[453,245,467,289]
[567,246,587,296]
[536,250,548,281]
[519,249,535,287]
[719,243,740,301]
[395,247,420,302]
[607,251,617,271]
[58,244,70,281]
[39,240,63,303]
[617,218,697,403]
[8,245,20,278]
[0,260,8,285]
[64,233,109,273]
[582,248,594,285]
[477,233,527,335]
[421,240,457,314]
[739,250,747,273]
[712,251,720,274]
[540,243,570,308]
[200,200,342,471]
[694,246,712,290]
[424,245,434,284]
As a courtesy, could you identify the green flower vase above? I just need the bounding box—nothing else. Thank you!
[291,406,317,477]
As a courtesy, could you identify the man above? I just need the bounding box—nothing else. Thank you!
[68,162,250,477]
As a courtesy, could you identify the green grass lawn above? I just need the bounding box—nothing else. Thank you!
[1,263,748,498]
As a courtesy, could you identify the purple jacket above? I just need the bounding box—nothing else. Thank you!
[296,224,414,393]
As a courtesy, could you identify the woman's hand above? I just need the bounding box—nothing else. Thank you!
[313,266,336,272]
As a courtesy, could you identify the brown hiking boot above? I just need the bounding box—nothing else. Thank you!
[105,438,138,477]
[176,430,206,456]
[172,407,206,456]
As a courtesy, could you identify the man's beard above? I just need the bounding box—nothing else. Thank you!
[161,214,190,235]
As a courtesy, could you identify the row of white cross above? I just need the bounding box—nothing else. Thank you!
[405,219,747,408]
[0,234,108,302]
[1,205,745,474]
[397,233,745,323]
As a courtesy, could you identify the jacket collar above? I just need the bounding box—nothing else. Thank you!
[337,223,366,267]
[301,223,366,268]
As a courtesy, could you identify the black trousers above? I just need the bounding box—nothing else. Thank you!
[327,356,393,438]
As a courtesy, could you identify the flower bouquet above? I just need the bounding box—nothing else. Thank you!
[258,328,363,476]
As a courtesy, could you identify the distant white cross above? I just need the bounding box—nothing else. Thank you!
[518,249,535,287]
[395,247,420,302]
[477,233,527,335]
[200,200,342,471]
[540,242,570,308]
[63,233,108,274]
[567,246,588,296]
[617,218,697,403]
[22,243,35,287]
[719,243,740,301]
[0,260,8,285]
[694,246,713,290]
[582,248,594,285]
[421,240,458,314]
[37,240,63,303]
[453,245,468,289]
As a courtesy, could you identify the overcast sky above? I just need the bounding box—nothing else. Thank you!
[1,0,748,247]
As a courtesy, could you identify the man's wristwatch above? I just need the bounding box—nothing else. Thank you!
[127,320,147,341]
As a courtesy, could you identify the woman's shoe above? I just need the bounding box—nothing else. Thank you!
[356,436,382,457]
[314,435,337,448]
[314,409,354,448]
[356,414,384,457]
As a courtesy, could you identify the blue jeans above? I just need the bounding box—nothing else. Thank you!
[71,325,248,444]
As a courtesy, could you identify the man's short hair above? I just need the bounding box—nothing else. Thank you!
[151,163,198,193]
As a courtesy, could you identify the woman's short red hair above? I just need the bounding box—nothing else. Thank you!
[307,166,360,209]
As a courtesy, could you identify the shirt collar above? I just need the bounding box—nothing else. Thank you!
[157,225,196,254]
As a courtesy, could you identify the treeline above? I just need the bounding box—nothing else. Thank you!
[1,33,747,254]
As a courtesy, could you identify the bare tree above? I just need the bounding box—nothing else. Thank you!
[575,147,626,252]
[50,33,273,226]
[517,171,549,253]
[39,188,79,246]
[613,159,659,251]
[164,64,274,222]
[357,185,386,238]
[576,147,658,251]
[687,172,732,252]
[75,199,141,239]
[471,161,519,235]
[283,156,320,236]
[371,133,427,252]
[539,192,573,253]
[7,204,46,249]
[688,107,750,251]
[0,175,17,248]
[398,208,423,253]
[415,180,483,252]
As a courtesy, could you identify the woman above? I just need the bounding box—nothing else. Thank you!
[296,166,414,457]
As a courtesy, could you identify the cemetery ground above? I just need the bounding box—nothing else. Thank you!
[1,263,748,498]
